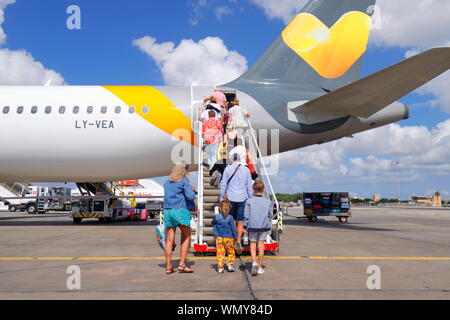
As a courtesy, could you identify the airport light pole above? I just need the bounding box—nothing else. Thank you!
[395,161,400,203]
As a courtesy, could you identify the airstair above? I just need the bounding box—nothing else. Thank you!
[0,182,31,211]
[191,95,283,254]
[0,182,29,197]
[76,182,116,197]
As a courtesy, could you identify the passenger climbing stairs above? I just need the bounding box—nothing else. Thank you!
[191,98,283,254]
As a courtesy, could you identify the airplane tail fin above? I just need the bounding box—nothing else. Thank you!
[226,0,377,91]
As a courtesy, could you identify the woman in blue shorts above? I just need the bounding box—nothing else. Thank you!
[163,164,197,274]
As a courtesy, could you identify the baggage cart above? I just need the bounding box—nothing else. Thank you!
[303,192,351,223]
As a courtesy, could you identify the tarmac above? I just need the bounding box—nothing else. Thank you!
[0,207,449,300]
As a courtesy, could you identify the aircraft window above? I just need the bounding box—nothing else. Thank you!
[59,106,66,114]
[87,106,93,114]
[129,106,135,114]
[101,106,107,114]
[45,106,52,114]
[73,106,79,114]
[17,106,24,114]
[142,106,149,114]
[115,106,121,114]
[31,106,38,114]
[2,106,10,114]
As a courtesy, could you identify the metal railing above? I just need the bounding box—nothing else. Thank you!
[196,118,205,246]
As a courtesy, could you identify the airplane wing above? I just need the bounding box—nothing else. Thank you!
[290,47,450,118]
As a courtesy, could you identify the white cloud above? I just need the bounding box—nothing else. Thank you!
[215,6,233,20]
[189,0,207,26]
[133,36,248,86]
[416,71,450,113]
[0,1,65,85]
[0,0,15,45]
[0,49,65,85]
[371,0,450,49]
[250,0,308,24]
[270,119,450,192]
[250,0,450,49]
[402,49,450,113]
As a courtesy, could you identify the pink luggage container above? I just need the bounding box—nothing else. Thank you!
[140,209,148,221]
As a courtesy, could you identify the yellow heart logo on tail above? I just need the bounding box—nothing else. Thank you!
[282,11,371,79]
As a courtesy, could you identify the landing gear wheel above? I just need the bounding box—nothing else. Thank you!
[338,217,348,223]
[307,216,318,223]
[64,204,71,211]
[73,217,82,224]
[26,204,37,215]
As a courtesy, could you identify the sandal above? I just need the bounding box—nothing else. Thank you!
[178,264,194,273]
[166,267,176,274]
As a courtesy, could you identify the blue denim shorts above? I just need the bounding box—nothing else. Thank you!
[229,201,245,222]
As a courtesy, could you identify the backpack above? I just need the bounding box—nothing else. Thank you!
[210,170,222,188]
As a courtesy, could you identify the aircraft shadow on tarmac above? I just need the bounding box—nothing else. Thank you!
[0,214,161,227]
[283,218,399,232]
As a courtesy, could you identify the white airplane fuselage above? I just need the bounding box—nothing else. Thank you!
[0,85,407,182]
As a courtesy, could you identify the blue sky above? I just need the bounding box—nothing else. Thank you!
[2,0,449,199]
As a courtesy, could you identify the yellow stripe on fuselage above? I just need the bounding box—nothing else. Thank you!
[102,86,195,145]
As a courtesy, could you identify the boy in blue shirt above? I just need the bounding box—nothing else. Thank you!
[244,180,273,276]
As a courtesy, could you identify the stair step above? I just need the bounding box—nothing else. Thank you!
[203,210,216,218]
[204,218,213,227]
[203,189,220,196]
[202,227,213,235]
[204,196,220,203]
[204,204,217,211]
[202,236,216,246]
[204,185,220,190]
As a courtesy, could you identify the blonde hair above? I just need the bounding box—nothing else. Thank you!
[169,163,188,182]
[220,200,232,218]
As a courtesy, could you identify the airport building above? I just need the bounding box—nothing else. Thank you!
[373,194,381,202]
[411,195,442,207]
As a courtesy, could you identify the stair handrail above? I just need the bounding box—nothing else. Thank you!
[196,108,205,246]
[246,119,280,215]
